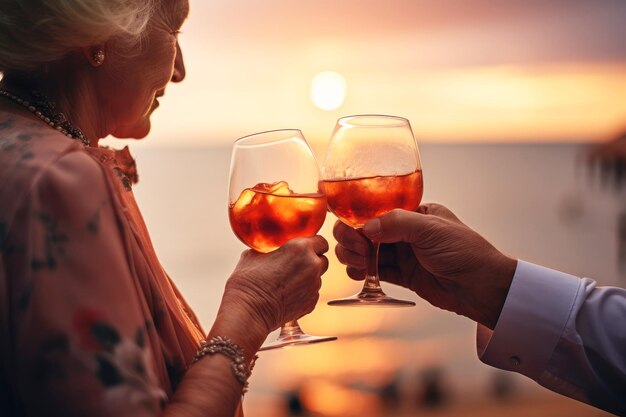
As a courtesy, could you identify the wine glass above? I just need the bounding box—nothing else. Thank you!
[228,129,337,350]
[321,115,424,306]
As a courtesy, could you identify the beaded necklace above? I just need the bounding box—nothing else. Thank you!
[0,88,89,146]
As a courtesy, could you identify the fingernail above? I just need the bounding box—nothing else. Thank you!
[363,218,382,239]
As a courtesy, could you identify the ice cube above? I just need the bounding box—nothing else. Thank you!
[252,182,272,193]
[271,181,292,196]
[253,181,293,195]
[233,188,255,212]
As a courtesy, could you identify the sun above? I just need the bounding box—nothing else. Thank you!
[310,71,347,111]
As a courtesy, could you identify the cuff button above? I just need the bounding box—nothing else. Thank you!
[509,356,521,366]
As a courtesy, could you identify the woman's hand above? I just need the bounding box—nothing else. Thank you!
[221,236,329,339]
[171,236,328,417]
[333,204,517,329]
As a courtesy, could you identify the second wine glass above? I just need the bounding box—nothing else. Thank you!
[228,129,337,349]
[321,115,424,307]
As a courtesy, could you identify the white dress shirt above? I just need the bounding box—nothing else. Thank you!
[477,260,626,415]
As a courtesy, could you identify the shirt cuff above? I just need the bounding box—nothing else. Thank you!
[476,260,582,381]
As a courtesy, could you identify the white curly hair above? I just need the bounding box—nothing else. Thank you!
[0,0,155,72]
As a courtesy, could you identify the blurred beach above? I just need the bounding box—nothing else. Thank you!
[129,141,621,417]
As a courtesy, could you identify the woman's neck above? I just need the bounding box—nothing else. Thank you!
[2,68,105,146]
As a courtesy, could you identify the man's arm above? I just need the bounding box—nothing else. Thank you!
[333,205,626,414]
[478,261,626,415]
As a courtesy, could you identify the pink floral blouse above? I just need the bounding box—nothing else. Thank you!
[0,115,206,416]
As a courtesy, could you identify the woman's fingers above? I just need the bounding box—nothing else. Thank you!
[282,235,329,257]
[309,235,329,255]
[318,255,329,275]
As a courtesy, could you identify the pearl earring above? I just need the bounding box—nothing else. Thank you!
[93,50,105,66]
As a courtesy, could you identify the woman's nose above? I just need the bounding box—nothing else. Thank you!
[172,42,186,83]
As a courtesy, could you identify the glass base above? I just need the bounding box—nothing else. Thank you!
[328,289,416,307]
[259,333,338,351]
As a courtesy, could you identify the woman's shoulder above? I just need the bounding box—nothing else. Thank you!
[0,114,106,221]
[0,113,85,172]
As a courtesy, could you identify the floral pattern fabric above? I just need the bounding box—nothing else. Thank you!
[0,115,206,416]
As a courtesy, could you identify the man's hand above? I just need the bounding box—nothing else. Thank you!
[333,204,517,329]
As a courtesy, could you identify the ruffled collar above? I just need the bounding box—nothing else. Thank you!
[85,146,138,191]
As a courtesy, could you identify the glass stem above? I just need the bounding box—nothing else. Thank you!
[362,238,384,293]
[278,320,305,338]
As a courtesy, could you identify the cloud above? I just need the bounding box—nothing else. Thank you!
[191,0,626,67]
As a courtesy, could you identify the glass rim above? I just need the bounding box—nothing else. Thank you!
[234,128,304,147]
[337,114,409,128]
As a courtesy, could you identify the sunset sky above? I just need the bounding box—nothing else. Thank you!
[144,0,626,147]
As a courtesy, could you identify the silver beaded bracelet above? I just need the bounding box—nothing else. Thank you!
[192,336,258,394]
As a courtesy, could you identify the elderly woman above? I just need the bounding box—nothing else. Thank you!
[0,1,329,416]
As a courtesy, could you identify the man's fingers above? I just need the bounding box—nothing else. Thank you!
[418,203,461,223]
[346,266,366,281]
[332,219,352,241]
[378,244,397,266]
[335,245,368,268]
[333,220,370,255]
[345,264,406,288]
[363,209,430,244]
[363,204,463,244]
[378,266,405,288]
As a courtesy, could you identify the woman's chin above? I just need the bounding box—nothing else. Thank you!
[112,119,152,140]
